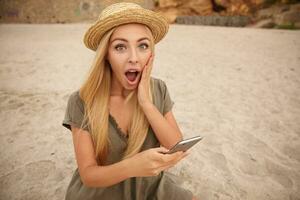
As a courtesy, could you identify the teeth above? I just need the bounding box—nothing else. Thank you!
[128,69,137,72]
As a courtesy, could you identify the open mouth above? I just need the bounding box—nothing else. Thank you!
[125,69,141,85]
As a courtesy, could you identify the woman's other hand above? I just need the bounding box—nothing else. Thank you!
[126,147,189,177]
[137,53,154,107]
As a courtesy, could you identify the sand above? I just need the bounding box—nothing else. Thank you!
[0,24,299,200]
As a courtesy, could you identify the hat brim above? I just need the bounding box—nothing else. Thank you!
[83,9,169,51]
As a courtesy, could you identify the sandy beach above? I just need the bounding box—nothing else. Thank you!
[0,24,299,200]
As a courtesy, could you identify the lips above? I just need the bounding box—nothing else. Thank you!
[124,68,141,85]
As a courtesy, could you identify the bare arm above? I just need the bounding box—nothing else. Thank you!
[137,55,182,149]
[70,125,188,188]
[70,126,131,188]
[141,103,183,149]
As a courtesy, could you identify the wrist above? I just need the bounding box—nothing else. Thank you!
[121,158,134,178]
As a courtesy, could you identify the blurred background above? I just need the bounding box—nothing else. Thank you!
[1,0,300,29]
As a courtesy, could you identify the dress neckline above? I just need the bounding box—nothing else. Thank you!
[109,114,129,140]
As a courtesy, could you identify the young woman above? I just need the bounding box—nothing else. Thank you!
[62,2,198,200]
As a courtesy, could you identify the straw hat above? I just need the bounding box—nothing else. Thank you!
[83,2,169,51]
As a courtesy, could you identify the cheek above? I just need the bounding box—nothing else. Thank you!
[107,56,125,79]
[142,53,152,67]
[108,53,123,70]
[110,63,123,77]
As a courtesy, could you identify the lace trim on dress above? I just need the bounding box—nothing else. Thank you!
[109,114,129,141]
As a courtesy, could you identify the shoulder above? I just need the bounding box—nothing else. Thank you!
[151,76,166,85]
[62,89,89,132]
[151,76,169,94]
[67,89,85,113]
[68,89,82,102]
[150,76,174,113]
[69,89,80,100]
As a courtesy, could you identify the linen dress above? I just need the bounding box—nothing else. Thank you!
[62,77,193,200]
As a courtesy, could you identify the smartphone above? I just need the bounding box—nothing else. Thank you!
[163,135,203,154]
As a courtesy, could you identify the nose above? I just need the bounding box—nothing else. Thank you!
[128,47,139,65]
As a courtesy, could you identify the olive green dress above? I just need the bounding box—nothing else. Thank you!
[62,77,193,200]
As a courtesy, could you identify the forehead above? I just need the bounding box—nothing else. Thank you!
[110,23,152,42]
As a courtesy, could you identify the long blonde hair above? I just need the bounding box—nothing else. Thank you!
[79,25,155,165]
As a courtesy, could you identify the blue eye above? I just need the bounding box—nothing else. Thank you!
[114,43,149,51]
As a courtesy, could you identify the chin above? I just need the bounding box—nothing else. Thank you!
[124,83,138,91]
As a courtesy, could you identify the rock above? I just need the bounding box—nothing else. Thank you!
[155,0,213,23]
[254,3,290,20]
[214,0,230,8]
[252,3,300,29]
[275,10,300,25]
[159,0,183,8]
[227,2,251,15]
[289,3,300,12]
[183,0,213,15]
[156,7,179,23]
[256,7,277,19]
[294,22,300,28]
[249,18,276,28]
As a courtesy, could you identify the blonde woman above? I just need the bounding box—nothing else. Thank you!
[62,2,198,200]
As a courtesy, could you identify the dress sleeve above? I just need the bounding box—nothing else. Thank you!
[159,80,175,115]
[62,91,89,132]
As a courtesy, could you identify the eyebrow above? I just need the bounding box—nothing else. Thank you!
[110,37,150,43]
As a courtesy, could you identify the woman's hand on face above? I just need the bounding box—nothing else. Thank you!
[126,147,189,177]
[137,53,154,108]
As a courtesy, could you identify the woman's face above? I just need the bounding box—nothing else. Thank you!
[106,23,153,91]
